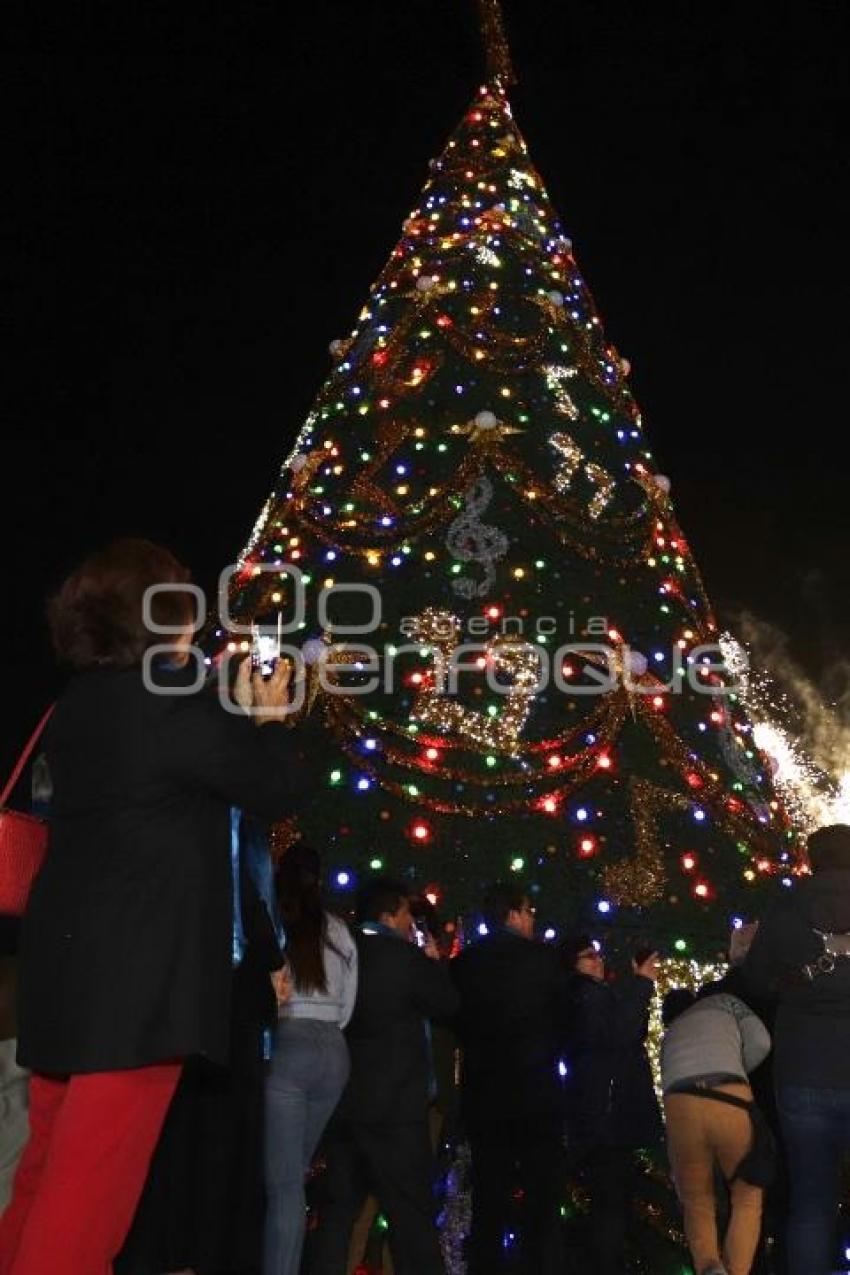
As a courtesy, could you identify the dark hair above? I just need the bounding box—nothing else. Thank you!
[807,825,850,873]
[662,988,696,1027]
[48,539,193,669]
[559,933,594,970]
[356,876,408,924]
[482,881,527,929]
[276,846,328,995]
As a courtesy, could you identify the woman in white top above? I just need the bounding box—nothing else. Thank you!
[264,844,358,1275]
[661,981,772,1275]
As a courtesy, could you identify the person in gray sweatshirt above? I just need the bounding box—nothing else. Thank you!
[264,845,358,1275]
[660,985,771,1275]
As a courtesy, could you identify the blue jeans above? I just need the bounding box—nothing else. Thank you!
[264,1018,349,1275]
[777,1083,850,1275]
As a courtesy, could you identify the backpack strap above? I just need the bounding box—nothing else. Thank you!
[801,927,850,981]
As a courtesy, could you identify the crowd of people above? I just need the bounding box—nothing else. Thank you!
[1,538,849,1275]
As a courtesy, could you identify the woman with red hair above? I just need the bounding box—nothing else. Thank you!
[0,539,299,1275]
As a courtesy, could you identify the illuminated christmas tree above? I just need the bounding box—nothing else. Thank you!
[212,28,800,960]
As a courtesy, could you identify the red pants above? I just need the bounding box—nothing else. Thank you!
[0,1063,181,1275]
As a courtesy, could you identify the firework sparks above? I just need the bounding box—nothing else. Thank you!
[721,631,850,832]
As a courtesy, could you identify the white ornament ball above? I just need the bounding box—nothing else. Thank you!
[474,410,499,430]
[416,275,436,292]
[626,650,649,677]
[548,290,565,307]
[301,638,327,666]
[654,474,672,495]
[620,357,631,376]
[329,339,345,358]
[289,453,308,473]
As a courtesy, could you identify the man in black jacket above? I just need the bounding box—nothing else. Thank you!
[452,882,567,1275]
[744,824,850,1275]
[561,934,662,1275]
[311,876,458,1275]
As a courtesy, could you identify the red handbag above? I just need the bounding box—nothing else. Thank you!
[0,706,55,916]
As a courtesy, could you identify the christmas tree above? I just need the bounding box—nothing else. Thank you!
[211,30,800,961]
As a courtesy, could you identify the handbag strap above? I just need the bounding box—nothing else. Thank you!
[1,705,56,808]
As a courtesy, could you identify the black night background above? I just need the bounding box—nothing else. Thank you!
[5,0,849,773]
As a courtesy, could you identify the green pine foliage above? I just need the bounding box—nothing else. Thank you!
[216,82,798,956]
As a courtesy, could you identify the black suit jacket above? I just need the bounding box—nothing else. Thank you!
[18,666,299,1073]
[336,930,459,1125]
[452,929,568,1125]
[563,972,662,1148]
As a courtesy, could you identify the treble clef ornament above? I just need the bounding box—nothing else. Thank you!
[445,475,508,599]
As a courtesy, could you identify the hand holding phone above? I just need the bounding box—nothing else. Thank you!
[411,916,428,948]
[633,945,661,981]
[234,656,293,724]
[251,625,280,678]
[412,916,440,960]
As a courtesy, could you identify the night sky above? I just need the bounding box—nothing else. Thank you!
[5,0,848,777]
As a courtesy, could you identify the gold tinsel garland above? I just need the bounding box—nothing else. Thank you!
[634,695,787,856]
[406,609,539,754]
[602,777,696,907]
[291,446,660,568]
[326,729,621,817]
[324,692,623,782]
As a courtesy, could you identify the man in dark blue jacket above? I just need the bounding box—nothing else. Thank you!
[561,934,662,1275]
[744,824,850,1275]
[452,882,567,1275]
[312,876,458,1275]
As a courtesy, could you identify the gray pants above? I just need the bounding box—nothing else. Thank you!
[264,1018,349,1275]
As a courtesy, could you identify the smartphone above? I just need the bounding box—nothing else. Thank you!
[251,625,280,678]
[412,916,429,949]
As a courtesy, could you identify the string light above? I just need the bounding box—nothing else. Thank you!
[222,74,795,951]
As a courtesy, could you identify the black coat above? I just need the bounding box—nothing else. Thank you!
[116,872,284,1275]
[563,972,662,1149]
[336,930,459,1125]
[743,869,850,1089]
[452,929,568,1125]
[17,666,298,1074]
